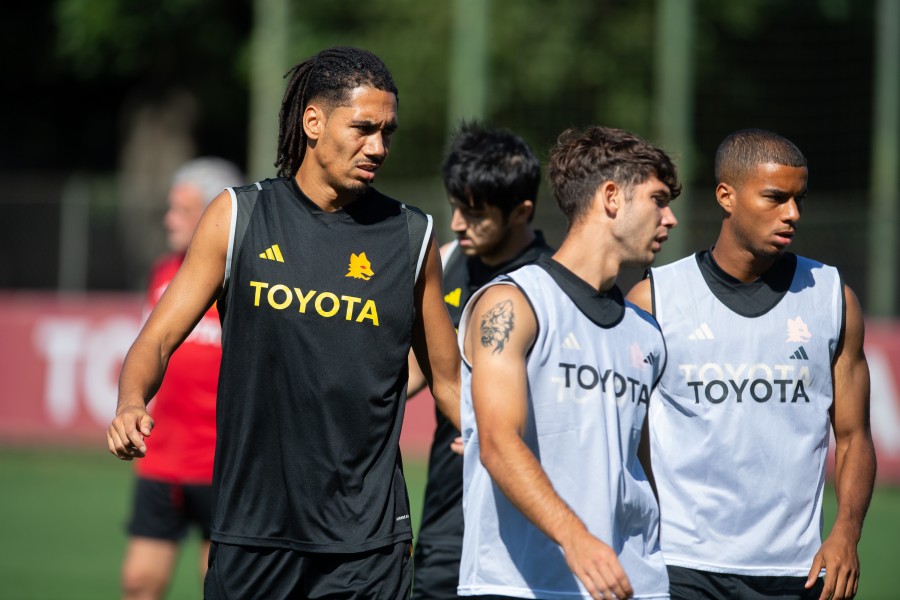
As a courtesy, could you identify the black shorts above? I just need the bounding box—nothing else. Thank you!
[126,477,213,541]
[412,541,462,600]
[204,541,413,599]
[667,565,825,600]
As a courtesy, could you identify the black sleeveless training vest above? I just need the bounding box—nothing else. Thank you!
[214,177,430,552]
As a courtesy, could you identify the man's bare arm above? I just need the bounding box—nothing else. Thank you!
[408,241,457,400]
[411,235,461,431]
[625,277,653,314]
[466,284,634,600]
[806,285,876,600]
[107,191,232,460]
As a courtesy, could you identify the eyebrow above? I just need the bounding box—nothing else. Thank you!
[760,187,806,196]
[350,119,398,130]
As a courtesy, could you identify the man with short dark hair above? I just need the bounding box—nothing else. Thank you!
[458,126,680,599]
[409,122,553,600]
[627,128,876,600]
[107,46,461,599]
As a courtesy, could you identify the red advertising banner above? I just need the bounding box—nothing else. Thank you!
[0,293,144,446]
[863,319,900,481]
[1,293,899,482]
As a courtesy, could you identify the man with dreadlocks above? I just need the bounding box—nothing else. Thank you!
[107,46,461,599]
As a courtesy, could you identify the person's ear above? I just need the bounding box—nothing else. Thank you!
[596,181,621,217]
[716,183,735,214]
[509,200,535,224]
[303,104,326,140]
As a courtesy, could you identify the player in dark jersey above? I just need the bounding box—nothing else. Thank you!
[408,122,553,600]
[107,47,461,600]
[121,157,241,600]
[627,129,876,600]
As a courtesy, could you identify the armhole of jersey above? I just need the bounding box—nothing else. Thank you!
[648,269,658,318]
[441,239,459,268]
[625,290,667,391]
[654,330,668,391]
[505,274,540,360]
[415,214,433,282]
[402,204,433,283]
[224,187,239,286]
[224,181,263,288]
[835,268,847,367]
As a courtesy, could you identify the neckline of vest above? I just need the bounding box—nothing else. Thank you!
[695,249,797,318]
[286,176,374,217]
[535,255,625,328]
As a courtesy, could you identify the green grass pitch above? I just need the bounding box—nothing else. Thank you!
[0,448,896,599]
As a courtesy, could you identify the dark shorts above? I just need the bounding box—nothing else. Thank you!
[204,541,413,599]
[412,541,462,600]
[668,565,825,600]
[126,477,213,541]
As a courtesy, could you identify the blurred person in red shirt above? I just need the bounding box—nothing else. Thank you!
[121,157,242,600]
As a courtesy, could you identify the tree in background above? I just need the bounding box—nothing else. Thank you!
[1,0,880,304]
[52,0,251,286]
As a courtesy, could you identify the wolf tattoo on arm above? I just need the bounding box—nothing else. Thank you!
[480,300,515,355]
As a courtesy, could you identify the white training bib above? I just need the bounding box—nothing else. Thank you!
[650,254,842,576]
[458,262,670,599]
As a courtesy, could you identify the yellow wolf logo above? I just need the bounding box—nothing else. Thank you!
[346,252,375,280]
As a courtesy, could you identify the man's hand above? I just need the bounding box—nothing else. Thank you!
[806,527,860,600]
[107,406,154,460]
[562,528,634,600]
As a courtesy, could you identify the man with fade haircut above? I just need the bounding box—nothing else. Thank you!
[121,157,242,600]
[408,121,554,600]
[627,128,876,600]
[107,46,461,599]
[458,125,680,599]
